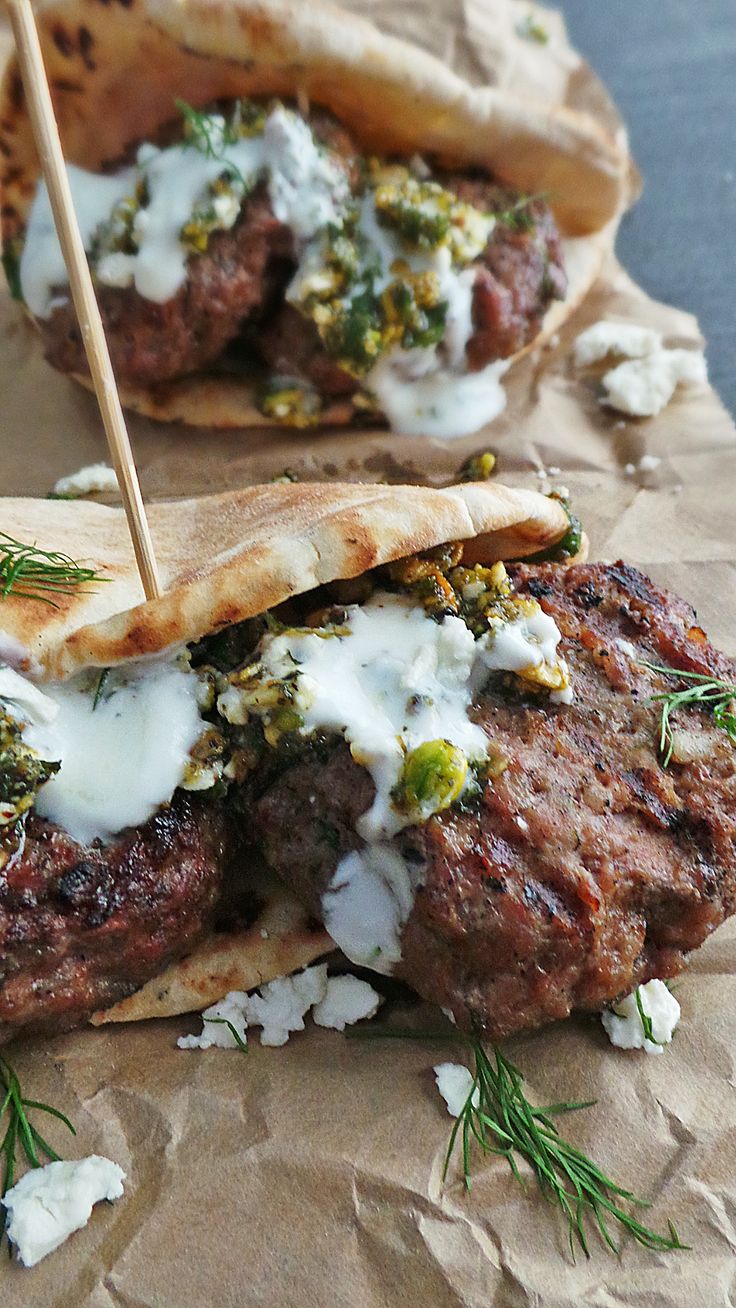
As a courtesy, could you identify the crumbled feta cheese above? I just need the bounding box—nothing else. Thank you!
[548,465,561,476]
[615,638,638,660]
[409,153,431,179]
[245,964,328,1046]
[573,321,662,367]
[177,991,249,1050]
[95,251,136,289]
[601,979,681,1055]
[211,192,241,228]
[574,320,707,418]
[602,350,706,417]
[53,463,119,498]
[624,463,636,475]
[434,1063,479,1117]
[637,454,661,472]
[178,965,330,1049]
[2,1156,125,1267]
[312,975,382,1030]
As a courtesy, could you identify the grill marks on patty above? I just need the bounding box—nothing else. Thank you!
[0,794,227,1042]
[250,563,736,1040]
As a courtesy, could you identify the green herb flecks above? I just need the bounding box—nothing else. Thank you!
[641,662,736,766]
[92,669,111,711]
[445,1042,686,1258]
[175,99,249,189]
[1,239,24,303]
[0,711,59,833]
[0,1056,76,1240]
[0,533,108,608]
[525,494,583,563]
[458,450,497,482]
[516,14,549,44]
[495,192,546,233]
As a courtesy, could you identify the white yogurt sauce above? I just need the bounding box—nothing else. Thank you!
[5,660,204,845]
[368,350,509,439]
[2,1155,125,1268]
[222,592,571,973]
[479,607,567,677]
[249,593,490,842]
[21,106,348,317]
[339,200,506,439]
[20,165,136,318]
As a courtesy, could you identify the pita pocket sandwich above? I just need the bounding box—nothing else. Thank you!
[0,477,580,1041]
[0,0,630,435]
[2,478,735,1047]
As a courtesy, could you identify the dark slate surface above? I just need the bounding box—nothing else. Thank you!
[557,0,736,417]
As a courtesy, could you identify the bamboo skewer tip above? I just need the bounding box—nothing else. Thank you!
[7,0,163,603]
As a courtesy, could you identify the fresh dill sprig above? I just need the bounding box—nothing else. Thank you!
[444,1042,687,1258]
[175,99,247,188]
[0,533,107,609]
[634,987,664,1047]
[641,661,736,766]
[346,1022,686,1257]
[0,1056,76,1241]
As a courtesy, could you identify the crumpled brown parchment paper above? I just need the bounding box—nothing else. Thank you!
[1,3,736,1305]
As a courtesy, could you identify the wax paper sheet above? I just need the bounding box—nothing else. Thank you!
[1,3,736,1305]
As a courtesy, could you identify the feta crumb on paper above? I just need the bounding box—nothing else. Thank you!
[624,455,661,475]
[177,991,249,1050]
[2,1155,125,1268]
[179,966,383,1050]
[615,638,638,660]
[573,321,661,368]
[245,964,328,1046]
[312,975,382,1031]
[602,351,706,418]
[573,320,707,417]
[53,463,119,498]
[601,980,681,1055]
[434,1063,479,1117]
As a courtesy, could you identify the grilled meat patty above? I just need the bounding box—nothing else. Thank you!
[0,793,226,1043]
[258,180,566,396]
[250,562,736,1040]
[38,107,565,392]
[43,188,291,386]
[39,108,356,387]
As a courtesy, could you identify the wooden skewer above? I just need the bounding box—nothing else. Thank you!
[6,0,163,601]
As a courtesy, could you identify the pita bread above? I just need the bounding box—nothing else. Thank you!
[91,868,333,1025]
[0,478,572,679]
[0,0,629,426]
